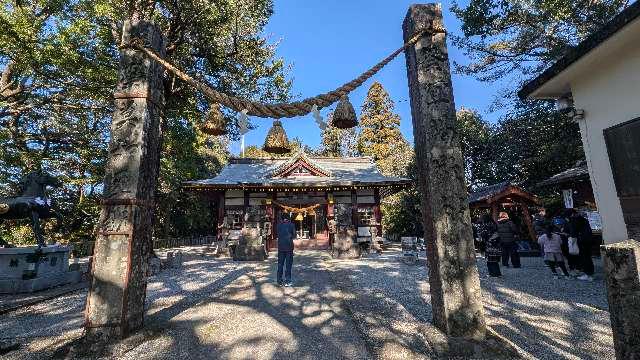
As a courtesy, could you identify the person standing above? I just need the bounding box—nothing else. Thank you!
[276,213,297,287]
[497,212,521,268]
[478,214,501,277]
[566,209,595,281]
[538,225,570,278]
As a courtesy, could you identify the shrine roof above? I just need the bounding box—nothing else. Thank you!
[468,182,541,206]
[184,154,411,190]
[538,161,589,187]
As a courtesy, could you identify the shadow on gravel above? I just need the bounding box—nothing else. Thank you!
[119,251,371,359]
[5,249,614,360]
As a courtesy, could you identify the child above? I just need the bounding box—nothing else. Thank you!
[538,225,570,279]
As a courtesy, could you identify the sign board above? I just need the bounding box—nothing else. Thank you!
[562,189,574,209]
[584,211,602,232]
[604,117,640,240]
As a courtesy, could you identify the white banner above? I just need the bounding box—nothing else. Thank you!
[562,189,574,209]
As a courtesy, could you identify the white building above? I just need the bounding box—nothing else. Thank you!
[520,2,640,245]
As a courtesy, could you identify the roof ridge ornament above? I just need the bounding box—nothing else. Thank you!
[271,151,332,178]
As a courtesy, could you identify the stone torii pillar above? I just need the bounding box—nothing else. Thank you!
[403,4,486,339]
[84,20,165,340]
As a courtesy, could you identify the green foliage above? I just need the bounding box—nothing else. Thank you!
[155,121,229,237]
[0,222,35,246]
[357,82,409,175]
[451,0,596,210]
[456,108,494,189]
[456,102,584,191]
[354,82,418,236]
[450,0,628,84]
[491,101,584,190]
[0,0,291,244]
[380,156,423,238]
[319,111,358,157]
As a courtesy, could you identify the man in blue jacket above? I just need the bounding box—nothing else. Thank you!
[277,213,297,286]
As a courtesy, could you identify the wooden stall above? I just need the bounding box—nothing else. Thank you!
[468,182,541,242]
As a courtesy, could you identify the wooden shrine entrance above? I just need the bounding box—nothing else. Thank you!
[274,205,329,250]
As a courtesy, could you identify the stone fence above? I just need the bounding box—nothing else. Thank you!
[152,236,215,249]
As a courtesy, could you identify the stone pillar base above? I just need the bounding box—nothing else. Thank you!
[602,240,640,359]
[331,247,361,259]
[233,245,266,261]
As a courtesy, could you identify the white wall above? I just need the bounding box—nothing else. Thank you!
[569,36,640,244]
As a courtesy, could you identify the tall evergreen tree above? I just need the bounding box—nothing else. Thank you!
[357,82,410,176]
[355,82,417,236]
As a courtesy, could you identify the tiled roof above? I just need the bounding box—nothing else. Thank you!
[538,161,589,187]
[185,154,411,189]
[468,182,511,204]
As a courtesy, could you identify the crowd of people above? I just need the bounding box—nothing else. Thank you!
[474,208,595,281]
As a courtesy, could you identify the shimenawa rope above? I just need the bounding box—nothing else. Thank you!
[123,26,445,119]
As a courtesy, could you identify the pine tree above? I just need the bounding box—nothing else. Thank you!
[357,82,410,176]
[355,82,418,237]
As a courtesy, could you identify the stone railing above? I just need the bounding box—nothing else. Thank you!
[152,236,215,249]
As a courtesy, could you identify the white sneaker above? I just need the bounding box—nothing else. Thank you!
[577,275,594,282]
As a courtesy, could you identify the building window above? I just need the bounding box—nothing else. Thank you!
[226,208,244,229]
[357,207,375,226]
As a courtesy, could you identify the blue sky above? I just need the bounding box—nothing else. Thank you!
[230,0,503,155]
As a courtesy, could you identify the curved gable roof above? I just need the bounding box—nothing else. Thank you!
[185,155,411,189]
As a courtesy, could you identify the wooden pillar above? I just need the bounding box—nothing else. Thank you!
[217,191,225,237]
[327,191,335,248]
[373,188,382,237]
[491,203,499,221]
[404,4,486,339]
[85,20,165,340]
[520,202,536,241]
[269,191,277,251]
[351,189,358,227]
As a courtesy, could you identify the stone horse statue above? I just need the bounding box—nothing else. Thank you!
[0,171,61,248]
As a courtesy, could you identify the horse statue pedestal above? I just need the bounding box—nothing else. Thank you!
[0,245,82,294]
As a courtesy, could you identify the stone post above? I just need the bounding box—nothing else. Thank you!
[403,4,486,339]
[602,240,640,359]
[84,20,165,340]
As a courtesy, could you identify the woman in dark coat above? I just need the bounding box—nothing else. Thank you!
[566,209,595,281]
[478,214,502,277]
[496,212,521,268]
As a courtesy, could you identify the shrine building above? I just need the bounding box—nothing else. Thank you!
[185,152,411,251]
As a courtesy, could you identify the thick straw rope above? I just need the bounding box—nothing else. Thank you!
[272,200,321,214]
[124,26,444,119]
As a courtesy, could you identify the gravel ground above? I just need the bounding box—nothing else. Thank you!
[329,248,614,360]
[1,246,615,360]
[2,248,370,360]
